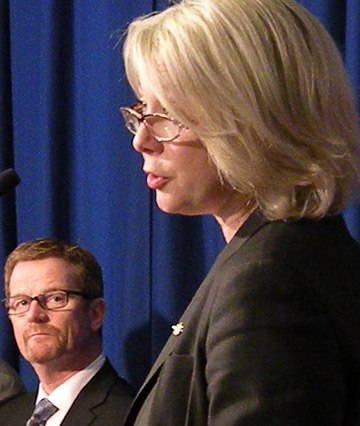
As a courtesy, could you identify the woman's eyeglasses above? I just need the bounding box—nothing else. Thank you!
[120,101,186,142]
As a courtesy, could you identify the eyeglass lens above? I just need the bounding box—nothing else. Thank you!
[4,291,70,314]
[122,109,180,141]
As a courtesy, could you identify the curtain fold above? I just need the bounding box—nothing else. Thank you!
[0,0,20,371]
[0,0,359,392]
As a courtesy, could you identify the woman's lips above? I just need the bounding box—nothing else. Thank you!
[146,173,169,190]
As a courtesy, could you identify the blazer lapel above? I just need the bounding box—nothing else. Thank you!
[126,210,268,423]
[61,359,117,425]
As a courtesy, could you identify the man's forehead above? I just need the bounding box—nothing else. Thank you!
[9,258,77,290]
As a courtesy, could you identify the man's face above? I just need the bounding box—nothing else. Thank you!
[8,258,102,368]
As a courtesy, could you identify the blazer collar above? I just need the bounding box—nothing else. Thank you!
[128,209,268,416]
[60,359,117,425]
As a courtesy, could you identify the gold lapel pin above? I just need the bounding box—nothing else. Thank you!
[171,322,184,336]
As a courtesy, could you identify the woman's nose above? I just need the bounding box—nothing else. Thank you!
[132,123,162,154]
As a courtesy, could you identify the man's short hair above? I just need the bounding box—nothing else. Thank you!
[4,238,103,299]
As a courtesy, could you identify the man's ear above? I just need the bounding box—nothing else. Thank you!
[89,298,106,332]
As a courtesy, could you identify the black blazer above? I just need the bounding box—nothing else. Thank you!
[0,359,134,425]
[126,211,360,425]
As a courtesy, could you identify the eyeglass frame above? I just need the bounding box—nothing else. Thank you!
[1,289,96,316]
[120,101,186,142]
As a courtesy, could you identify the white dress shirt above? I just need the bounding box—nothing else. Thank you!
[35,353,105,426]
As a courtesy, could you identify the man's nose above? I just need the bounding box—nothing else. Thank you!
[25,299,48,322]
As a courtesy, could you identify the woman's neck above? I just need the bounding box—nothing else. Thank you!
[214,194,256,243]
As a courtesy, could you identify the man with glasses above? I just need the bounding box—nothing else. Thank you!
[0,238,133,425]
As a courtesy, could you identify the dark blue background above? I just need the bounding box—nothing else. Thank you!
[0,0,359,391]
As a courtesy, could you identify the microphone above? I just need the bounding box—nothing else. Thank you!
[0,169,21,196]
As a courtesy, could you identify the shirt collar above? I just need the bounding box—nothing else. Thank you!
[37,353,105,411]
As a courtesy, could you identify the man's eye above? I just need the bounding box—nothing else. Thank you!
[47,294,66,303]
[14,298,30,308]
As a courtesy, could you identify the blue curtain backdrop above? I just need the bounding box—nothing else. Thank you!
[0,0,359,392]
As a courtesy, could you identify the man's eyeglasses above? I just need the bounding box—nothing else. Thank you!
[120,101,186,142]
[1,290,95,316]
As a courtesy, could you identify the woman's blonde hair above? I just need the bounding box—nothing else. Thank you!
[123,0,360,220]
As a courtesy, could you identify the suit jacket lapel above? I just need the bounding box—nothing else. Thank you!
[61,359,118,425]
[127,209,268,421]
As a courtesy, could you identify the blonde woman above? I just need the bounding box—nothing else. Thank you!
[121,0,360,424]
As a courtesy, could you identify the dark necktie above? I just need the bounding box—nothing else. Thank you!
[26,398,58,426]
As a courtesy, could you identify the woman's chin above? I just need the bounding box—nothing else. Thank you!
[156,200,181,215]
[156,194,190,215]
[156,197,203,216]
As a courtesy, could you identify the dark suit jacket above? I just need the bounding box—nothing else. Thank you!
[0,360,25,406]
[0,358,134,425]
[126,211,360,425]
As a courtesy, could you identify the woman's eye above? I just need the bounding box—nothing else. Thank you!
[135,100,147,114]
